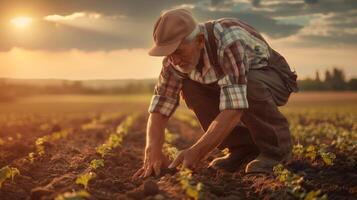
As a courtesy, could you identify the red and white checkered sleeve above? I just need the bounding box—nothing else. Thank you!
[148,58,183,117]
[218,41,249,110]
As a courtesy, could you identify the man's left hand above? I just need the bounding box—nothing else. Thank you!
[168,147,202,170]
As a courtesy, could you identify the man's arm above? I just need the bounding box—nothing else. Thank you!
[133,113,170,179]
[191,109,242,159]
[146,112,169,150]
[133,57,183,179]
[190,38,249,160]
[169,109,243,169]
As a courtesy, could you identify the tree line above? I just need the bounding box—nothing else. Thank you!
[0,67,356,102]
[298,68,357,91]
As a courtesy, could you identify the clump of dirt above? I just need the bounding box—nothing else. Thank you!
[126,179,160,199]
[143,179,159,196]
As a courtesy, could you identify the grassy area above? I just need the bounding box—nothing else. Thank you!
[0,94,151,114]
[0,92,356,114]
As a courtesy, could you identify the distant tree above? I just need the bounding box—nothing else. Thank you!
[315,70,321,82]
[313,70,324,90]
[324,67,346,90]
[347,78,357,91]
[324,70,332,90]
[298,67,353,91]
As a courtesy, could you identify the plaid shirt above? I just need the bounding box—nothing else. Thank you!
[148,18,270,117]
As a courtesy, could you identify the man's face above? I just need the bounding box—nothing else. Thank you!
[168,34,205,74]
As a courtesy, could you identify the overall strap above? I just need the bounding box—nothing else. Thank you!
[204,21,224,77]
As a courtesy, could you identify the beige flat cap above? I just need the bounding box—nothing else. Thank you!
[148,8,197,56]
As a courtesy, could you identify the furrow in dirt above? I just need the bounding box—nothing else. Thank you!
[0,115,93,167]
[0,114,126,200]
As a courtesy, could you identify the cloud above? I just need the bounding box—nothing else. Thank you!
[251,0,357,17]
[43,12,127,37]
[244,0,357,47]
[190,6,303,38]
[0,0,355,51]
[273,10,357,47]
[44,12,90,21]
[0,18,151,52]
[251,0,261,7]
[304,0,318,4]
[44,12,114,22]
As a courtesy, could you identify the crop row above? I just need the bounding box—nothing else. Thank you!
[273,164,327,200]
[28,112,125,162]
[55,114,138,200]
[164,129,203,200]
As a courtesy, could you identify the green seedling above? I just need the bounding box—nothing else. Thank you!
[76,172,96,189]
[0,166,20,188]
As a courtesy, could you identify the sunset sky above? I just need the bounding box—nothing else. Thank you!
[0,0,356,80]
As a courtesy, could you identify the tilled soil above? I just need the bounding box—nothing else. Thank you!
[0,112,356,200]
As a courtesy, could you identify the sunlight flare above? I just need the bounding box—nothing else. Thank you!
[10,16,33,28]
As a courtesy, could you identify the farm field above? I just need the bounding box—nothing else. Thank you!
[0,92,356,200]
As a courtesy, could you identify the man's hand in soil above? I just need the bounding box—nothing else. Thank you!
[169,110,243,170]
[168,147,202,169]
[133,113,169,180]
[132,146,170,180]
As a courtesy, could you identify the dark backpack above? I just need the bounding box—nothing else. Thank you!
[204,20,299,94]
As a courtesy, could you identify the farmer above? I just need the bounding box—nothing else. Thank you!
[133,8,298,179]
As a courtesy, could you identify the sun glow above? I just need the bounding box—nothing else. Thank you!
[10,16,33,28]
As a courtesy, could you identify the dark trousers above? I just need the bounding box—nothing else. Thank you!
[181,67,292,160]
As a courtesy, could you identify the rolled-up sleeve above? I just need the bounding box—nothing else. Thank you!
[148,58,183,117]
[218,41,249,110]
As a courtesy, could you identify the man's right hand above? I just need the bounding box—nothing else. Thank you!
[132,145,170,180]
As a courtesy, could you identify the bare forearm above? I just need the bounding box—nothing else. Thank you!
[191,110,243,158]
[133,113,170,179]
[146,113,169,150]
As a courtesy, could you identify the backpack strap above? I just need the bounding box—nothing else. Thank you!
[204,21,224,77]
